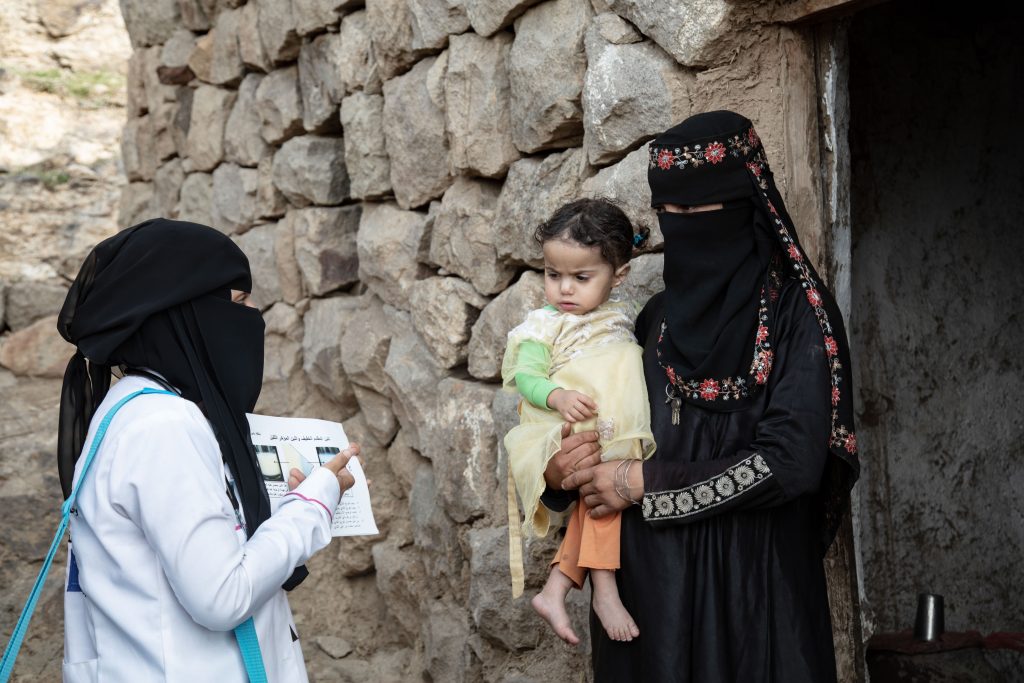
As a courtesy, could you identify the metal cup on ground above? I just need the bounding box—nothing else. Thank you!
[913,593,945,641]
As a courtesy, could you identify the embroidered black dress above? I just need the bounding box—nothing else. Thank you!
[587,278,837,683]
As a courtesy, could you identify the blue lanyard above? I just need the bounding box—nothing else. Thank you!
[0,388,268,683]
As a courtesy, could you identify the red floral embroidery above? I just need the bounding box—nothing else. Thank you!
[806,288,822,307]
[665,365,677,385]
[656,149,675,170]
[831,386,840,406]
[699,379,720,400]
[756,325,768,343]
[824,336,838,357]
[748,127,760,147]
[705,142,726,164]
[844,433,857,454]
[787,244,802,261]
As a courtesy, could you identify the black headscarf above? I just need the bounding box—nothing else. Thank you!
[648,111,859,549]
[58,218,307,589]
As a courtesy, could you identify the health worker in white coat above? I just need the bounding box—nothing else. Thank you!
[55,219,357,682]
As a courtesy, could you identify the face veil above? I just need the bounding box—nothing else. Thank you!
[57,218,306,589]
[647,110,860,552]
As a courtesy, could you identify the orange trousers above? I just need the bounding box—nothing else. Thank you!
[552,497,621,588]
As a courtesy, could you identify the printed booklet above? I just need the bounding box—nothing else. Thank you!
[247,413,378,537]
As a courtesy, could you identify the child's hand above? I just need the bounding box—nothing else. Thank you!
[547,389,598,423]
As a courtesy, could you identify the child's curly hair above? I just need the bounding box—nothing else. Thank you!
[534,198,649,269]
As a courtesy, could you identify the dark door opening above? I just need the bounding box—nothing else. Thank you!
[847,0,1024,665]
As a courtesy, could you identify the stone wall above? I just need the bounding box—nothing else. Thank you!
[1,0,851,681]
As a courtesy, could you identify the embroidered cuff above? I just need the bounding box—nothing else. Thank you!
[641,453,773,521]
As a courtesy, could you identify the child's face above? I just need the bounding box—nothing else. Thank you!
[542,239,629,315]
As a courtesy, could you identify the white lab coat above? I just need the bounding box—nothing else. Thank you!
[62,375,340,682]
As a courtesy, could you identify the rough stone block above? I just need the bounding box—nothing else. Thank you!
[206,7,245,86]
[583,23,695,166]
[256,157,288,219]
[256,303,341,419]
[272,135,349,207]
[142,45,179,122]
[425,377,498,523]
[185,85,237,172]
[581,144,661,248]
[256,0,301,65]
[467,270,546,380]
[366,0,434,80]
[153,157,185,218]
[255,66,305,145]
[407,0,469,51]
[293,0,358,35]
[224,74,271,167]
[422,601,473,683]
[445,32,520,178]
[238,1,271,72]
[429,177,514,296]
[211,163,259,234]
[302,295,362,415]
[126,50,147,116]
[120,181,154,227]
[340,295,392,389]
[339,93,391,200]
[187,31,214,83]
[298,33,345,134]
[178,0,212,32]
[336,10,382,95]
[158,28,197,84]
[352,384,399,446]
[383,309,443,451]
[407,460,464,588]
[467,526,542,651]
[387,429,427,494]
[382,55,452,209]
[171,86,194,157]
[120,0,181,47]
[373,537,428,641]
[0,315,75,378]
[606,0,736,68]
[149,97,181,164]
[3,280,68,331]
[509,0,590,153]
[618,252,664,309]
[233,222,287,308]
[356,202,431,310]
[272,219,305,303]
[462,0,543,37]
[494,147,591,268]
[122,114,157,181]
[409,276,489,369]
[287,205,361,295]
[175,172,214,227]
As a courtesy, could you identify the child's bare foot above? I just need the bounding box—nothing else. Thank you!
[591,569,639,642]
[531,567,580,645]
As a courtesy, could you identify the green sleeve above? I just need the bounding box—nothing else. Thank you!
[512,340,561,410]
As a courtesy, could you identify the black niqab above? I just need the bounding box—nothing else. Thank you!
[648,110,859,548]
[57,218,307,589]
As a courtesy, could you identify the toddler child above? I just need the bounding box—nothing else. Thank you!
[502,198,655,645]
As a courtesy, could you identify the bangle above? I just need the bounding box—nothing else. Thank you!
[613,460,640,505]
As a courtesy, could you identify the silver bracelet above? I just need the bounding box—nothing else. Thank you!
[613,460,640,505]
[623,460,641,505]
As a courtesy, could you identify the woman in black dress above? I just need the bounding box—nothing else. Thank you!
[547,111,860,682]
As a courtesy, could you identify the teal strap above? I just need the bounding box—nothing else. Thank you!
[233,617,268,683]
[0,388,269,682]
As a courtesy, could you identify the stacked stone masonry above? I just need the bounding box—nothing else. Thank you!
[0,0,835,680]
